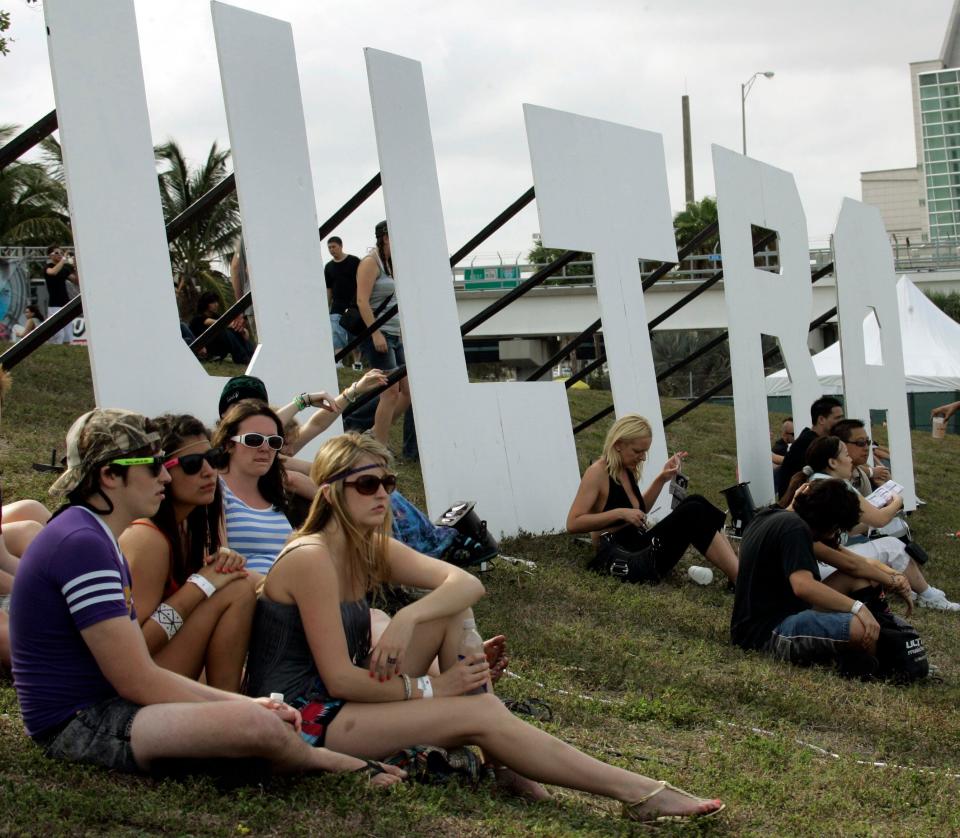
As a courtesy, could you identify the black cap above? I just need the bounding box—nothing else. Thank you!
[218,375,268,416]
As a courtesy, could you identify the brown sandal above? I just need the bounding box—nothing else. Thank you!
[622,780,725,823]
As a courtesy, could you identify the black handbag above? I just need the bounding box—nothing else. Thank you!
[436,501,499,567]
[590,533,660,584]
[341,294,394,336]
[845,586,930,684]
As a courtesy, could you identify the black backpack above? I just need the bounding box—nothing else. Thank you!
[840,587,929,684]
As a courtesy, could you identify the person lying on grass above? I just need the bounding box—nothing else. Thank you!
[243,432,724,824]
[779,435,959,611]
[119,414,256,693]
[8,409,403,785]
[566,413,738,585]
[732,478,894,668]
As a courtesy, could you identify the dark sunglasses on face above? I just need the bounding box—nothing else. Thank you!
[164,447,228,475]
[344,473,398,495]
[848,438,872,447]
[230,433,284,451]
[110,455,166,476]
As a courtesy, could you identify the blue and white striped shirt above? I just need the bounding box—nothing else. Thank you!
[222,479,292,574]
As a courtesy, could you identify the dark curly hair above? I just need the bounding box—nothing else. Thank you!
[792,478,861,540]
[151,414,223,586]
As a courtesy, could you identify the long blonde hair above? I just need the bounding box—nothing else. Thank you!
[602,414,652,480]
[295,433,393,594]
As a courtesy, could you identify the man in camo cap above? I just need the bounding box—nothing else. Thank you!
[9,408,402,784]
[48,408,162,500]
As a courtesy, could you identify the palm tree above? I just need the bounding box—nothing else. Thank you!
[0,124,72,246]
[154,139,240,319]
[673,196,719,255]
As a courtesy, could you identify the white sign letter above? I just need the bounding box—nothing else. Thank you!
[713,145,821,503]
[524,105,676,494]
[833,198,916,509]
[364,49,580,536]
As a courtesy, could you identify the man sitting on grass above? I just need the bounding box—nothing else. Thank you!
[9,408,402,785]
[731,479,882,668]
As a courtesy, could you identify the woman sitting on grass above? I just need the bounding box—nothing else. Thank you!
[119,415,255,691]
[566,414,738,585]
[211,400,293,575]
[780,435,959,611]
[243,432,724,824]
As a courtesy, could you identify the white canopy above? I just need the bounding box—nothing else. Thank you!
[767,276,960,395]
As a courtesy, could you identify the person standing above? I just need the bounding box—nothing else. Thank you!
[44,246,79,345]
[324,237,361,358]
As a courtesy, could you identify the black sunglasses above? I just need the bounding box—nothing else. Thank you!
[109,455,166,477]
[344,473,398,495]
[164,447,229,475]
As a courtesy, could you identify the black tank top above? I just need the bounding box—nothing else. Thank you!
[603,471,648,551]
[243,541,372,701]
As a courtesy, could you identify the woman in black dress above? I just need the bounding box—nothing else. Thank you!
[567,413,738,584]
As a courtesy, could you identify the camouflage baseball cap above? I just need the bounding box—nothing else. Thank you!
[49,408,160,497]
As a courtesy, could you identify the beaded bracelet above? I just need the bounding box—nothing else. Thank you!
[344,383,358,404]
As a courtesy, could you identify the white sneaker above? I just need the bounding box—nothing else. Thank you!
[688,565,714,586]
[926,586,945,598]
[917,589,960,611]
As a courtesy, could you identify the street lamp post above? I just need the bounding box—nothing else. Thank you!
[741,71,775,155]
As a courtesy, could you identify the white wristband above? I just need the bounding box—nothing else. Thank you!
[417,675,433,699]
[850,600,864,615]
[187,573,216,599]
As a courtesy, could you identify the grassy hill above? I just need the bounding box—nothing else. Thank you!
[1,344,959,836]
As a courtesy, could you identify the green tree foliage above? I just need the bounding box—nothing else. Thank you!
[0,124,72,246]
[527,242,593,283]
[673,196,719,254]
[0,9,11,56]
[926,289,960,323]
[651,329,731,397]
[155,139,240,318]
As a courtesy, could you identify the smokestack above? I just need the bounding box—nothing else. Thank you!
[682,94,694,204]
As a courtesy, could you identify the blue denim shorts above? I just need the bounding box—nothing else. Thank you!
[361,332,404,371]
[765,609,854,665]
[39,696,142,773]
[330,313,349,352]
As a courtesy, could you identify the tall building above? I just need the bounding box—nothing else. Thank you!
[861,0,960,243]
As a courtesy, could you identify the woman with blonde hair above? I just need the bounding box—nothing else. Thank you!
[243,432,724,822]
[567,414,738,584]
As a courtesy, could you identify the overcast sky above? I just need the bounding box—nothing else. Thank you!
[1,0,950,266]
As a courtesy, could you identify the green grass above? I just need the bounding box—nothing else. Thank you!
[2,344,959,836]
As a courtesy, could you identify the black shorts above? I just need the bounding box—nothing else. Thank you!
[38,697,142,773]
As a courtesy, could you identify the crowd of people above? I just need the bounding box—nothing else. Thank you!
[5,224,956,825]
[0,372,733,823]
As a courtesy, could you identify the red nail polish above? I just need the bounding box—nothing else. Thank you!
[369,672,374,678]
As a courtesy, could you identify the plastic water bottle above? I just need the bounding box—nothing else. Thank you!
[457,618,487,694]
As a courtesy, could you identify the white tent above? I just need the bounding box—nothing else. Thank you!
[767,276,960,395]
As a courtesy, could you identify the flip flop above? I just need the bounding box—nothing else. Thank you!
[622,780,725,823]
